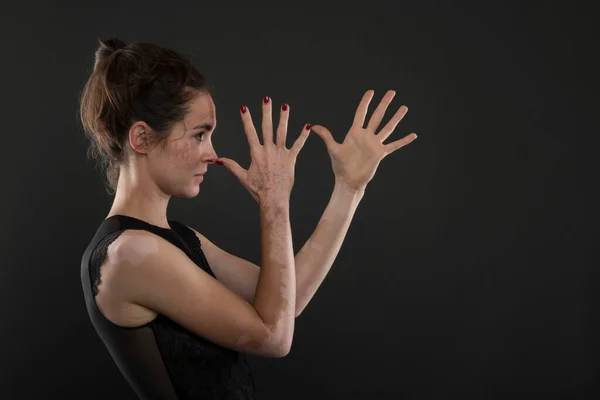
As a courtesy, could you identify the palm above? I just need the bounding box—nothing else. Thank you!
[311,90,417,192]
[330,127,383,191]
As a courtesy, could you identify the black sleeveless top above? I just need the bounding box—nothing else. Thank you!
[80,215,256,399]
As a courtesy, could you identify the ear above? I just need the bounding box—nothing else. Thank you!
[129,122,151,153]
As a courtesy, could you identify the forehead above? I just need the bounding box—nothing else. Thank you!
[186,92,216,124]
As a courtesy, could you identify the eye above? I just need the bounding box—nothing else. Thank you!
[195,132,205,142]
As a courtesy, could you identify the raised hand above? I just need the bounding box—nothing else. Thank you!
[217,97,312,204]
[311,90,417,192]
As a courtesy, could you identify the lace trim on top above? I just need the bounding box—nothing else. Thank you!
[87,223,257,399]
[90,230,122,297]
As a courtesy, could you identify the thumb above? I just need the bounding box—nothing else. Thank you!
[216,157,248,183]
[310,125,338,153]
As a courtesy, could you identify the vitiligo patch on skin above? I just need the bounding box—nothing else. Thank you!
[268,220,291,266]
[252,203,296,354]
[110,230,161,266]
[235,296,293,356]
[236,274,293,355]
[235,332,278,356]
[262,212,295,305]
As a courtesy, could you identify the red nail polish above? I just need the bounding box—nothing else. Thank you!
[263,96,270,104]
[305,123,311,130]
[282,103,288,111]
[216,160,224,166]
[240,105,247,114]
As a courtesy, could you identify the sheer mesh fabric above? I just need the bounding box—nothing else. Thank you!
[81,215,256,399]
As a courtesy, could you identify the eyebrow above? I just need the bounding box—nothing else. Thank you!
[190,123,214,131]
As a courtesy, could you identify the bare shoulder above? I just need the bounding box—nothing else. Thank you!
[94,229,164,328]
[111,229,164,263]
[95,228,205,327]
[102,228,286,357]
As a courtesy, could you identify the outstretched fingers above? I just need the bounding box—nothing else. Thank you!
[383,132,418,155]
[276,103,290,148]
[240,105,261,150]
[366,90,396,132]
[353,90,375,128]
[262,96,274,145]
[289,123,312,158]
[377,105,408,142]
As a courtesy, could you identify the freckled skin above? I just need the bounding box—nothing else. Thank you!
[254,208,295,353]
[143,92,219,200]
[107,91,307,355]
[221,99,310,354]
[267,211,291,266]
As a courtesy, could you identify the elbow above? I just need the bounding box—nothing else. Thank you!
[263,320,294,358]
[274,342,292,358]
[260,340,290,358]
[272,334,293,358]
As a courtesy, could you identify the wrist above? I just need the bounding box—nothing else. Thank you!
[334,178,366,198]
[258,196,290,211]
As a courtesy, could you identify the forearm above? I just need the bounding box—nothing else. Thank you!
[253,200,296,351]
[294,180,364,317]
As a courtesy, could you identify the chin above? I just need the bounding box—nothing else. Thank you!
[179,187,200,198]
[169,182,201,198]
[186,182,202,197]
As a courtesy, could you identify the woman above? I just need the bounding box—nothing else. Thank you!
[79,37,417,400]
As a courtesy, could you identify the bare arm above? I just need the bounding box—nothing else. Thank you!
[192,90,416,321]
[293,180,363,317]
[110,199,295,357]
[251,199,295,353]
[190,181,362,319]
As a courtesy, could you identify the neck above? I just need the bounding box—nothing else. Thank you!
[107,166,171,229]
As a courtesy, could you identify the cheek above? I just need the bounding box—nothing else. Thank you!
[170,142,197,169]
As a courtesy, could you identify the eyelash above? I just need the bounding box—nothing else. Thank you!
[195,132,206,142]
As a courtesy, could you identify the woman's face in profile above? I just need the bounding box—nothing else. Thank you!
[147,91,218,197]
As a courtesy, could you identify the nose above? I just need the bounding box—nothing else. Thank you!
[202,142,219,164]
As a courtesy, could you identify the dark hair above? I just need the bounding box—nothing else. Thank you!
[79,37,213,194]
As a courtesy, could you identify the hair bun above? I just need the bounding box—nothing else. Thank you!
[94,37,127,69]
[101,38,126,51]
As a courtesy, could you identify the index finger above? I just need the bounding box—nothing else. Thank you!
[240,105,261,148]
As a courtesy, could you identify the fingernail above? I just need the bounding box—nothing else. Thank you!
[216,160,224,166]
[305,123,311,130]
[263,96,270,104]
[282,103,288,111]
[240,105,247,114]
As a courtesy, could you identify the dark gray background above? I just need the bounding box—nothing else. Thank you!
[0,1,595,399]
